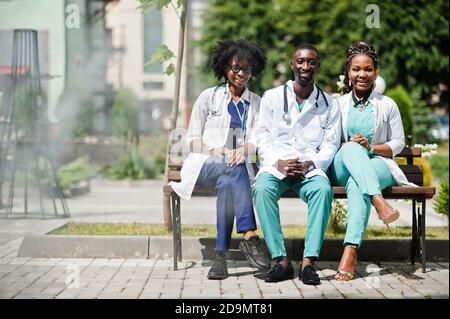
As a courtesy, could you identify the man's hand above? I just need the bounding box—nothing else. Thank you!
[286,160,314,179]
[286,160,307,178]
[350,134,370,150]
[227,147,245,167]
[276,159,295,176]
[276,158,312,178]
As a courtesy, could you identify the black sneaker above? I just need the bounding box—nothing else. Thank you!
[264,260,294,283]
[207,252,228,280]
[299,264,321,285]
[239,235,271,270]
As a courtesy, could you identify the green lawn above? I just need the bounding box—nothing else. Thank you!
[49,222,449,239]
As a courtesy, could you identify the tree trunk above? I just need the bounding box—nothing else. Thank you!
[163,3,187,231]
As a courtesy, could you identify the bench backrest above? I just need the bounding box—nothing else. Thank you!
[166,141,424,186]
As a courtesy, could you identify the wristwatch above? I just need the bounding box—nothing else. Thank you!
[305,160,316,173]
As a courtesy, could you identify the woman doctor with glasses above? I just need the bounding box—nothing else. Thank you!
[170,39,271,280]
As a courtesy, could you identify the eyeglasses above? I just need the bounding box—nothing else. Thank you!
[228,64,253,74]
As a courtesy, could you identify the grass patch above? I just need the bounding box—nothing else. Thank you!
[50,222,449,239]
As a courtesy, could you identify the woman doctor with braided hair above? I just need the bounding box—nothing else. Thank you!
[331,41,414,281]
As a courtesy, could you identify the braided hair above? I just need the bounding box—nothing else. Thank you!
[340,41,378,94]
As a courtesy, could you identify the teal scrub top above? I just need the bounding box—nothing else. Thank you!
[297,99,307,112]
[347,99,375,144]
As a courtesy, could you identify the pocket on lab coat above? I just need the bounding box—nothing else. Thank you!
[275,121,294,142]
[299,115,324,145]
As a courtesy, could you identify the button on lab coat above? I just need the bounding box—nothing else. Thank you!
[256,80,342,180]
[170,84,261,200]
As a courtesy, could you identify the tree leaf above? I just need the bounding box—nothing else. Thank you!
[164,63,176,75]
[176,0,185,8]
[138,0,172,12]
[144,45,176,66]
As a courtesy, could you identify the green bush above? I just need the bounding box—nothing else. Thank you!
[112,88,140,144]
[434,179,449,225]
[429,155,449,181]
[385,85,413,138]
[104,146,156,180]
[328,200,347,234]
[410,94,440,144]
[147,130,168,176]
[59,157,100,190]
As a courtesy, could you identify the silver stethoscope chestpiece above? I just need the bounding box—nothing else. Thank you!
[283,112,291,123]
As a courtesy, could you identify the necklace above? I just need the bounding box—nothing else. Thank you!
[356,100,369,112]
[352,91,371,112]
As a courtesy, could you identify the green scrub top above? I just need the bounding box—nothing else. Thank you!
[347,99,375,144]
[297,99,307,112]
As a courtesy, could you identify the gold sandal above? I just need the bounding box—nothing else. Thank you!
[335,269,354,281]
[381,209,400,226]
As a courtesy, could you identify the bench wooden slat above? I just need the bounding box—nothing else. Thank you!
[165,146,433,198]
[168,171,182,182]
[169,171,424,185]
[403,174,423,186]
[396,147,422,158]
[164,184,435,199]
[398,165,422,174]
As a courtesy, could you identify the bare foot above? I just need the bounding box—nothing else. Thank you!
[372,195,400,225]
[335,245,357,281]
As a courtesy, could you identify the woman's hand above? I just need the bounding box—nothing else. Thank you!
[227,147,245,167]
[209,146,226,157]
[350,134,371,151]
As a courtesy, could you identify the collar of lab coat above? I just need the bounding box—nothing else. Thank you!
[225,82,251,105]
[285,80,318,113]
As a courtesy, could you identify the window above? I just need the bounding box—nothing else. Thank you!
[143,81,164,90]
[143,9,162,74]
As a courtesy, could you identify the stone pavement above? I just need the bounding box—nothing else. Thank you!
[0,238,447,299]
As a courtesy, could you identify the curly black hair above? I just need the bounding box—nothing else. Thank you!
[211,39,267,81]
[341,41,379,94]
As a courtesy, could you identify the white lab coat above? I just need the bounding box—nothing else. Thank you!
[170,83,261,200]
[338,91,416,186]
[256,80,342,180]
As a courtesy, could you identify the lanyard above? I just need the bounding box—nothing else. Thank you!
[233,100,247,128]
[232,99,250,146]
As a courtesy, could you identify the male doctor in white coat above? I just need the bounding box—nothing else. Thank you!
[253,43,341,285]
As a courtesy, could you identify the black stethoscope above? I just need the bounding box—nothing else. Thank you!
[282,84,330,129]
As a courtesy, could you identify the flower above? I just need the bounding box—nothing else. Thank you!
[414,143,438,157]
[336,75,346,94]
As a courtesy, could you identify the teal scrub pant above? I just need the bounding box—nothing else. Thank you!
[330,142,396,247]
[253,173,333,260]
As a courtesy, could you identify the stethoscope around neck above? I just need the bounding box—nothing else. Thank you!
[209,82,250,146]
[282,84,330,128]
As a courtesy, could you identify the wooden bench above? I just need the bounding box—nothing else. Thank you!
[164,145,436,272]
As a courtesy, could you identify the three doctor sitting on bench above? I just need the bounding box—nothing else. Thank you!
[170,40,410,284]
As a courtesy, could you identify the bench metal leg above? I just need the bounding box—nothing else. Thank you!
[419,198,427,273]
[411,199,418,265]
[176,197,182,263]
[171,194,181,270]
